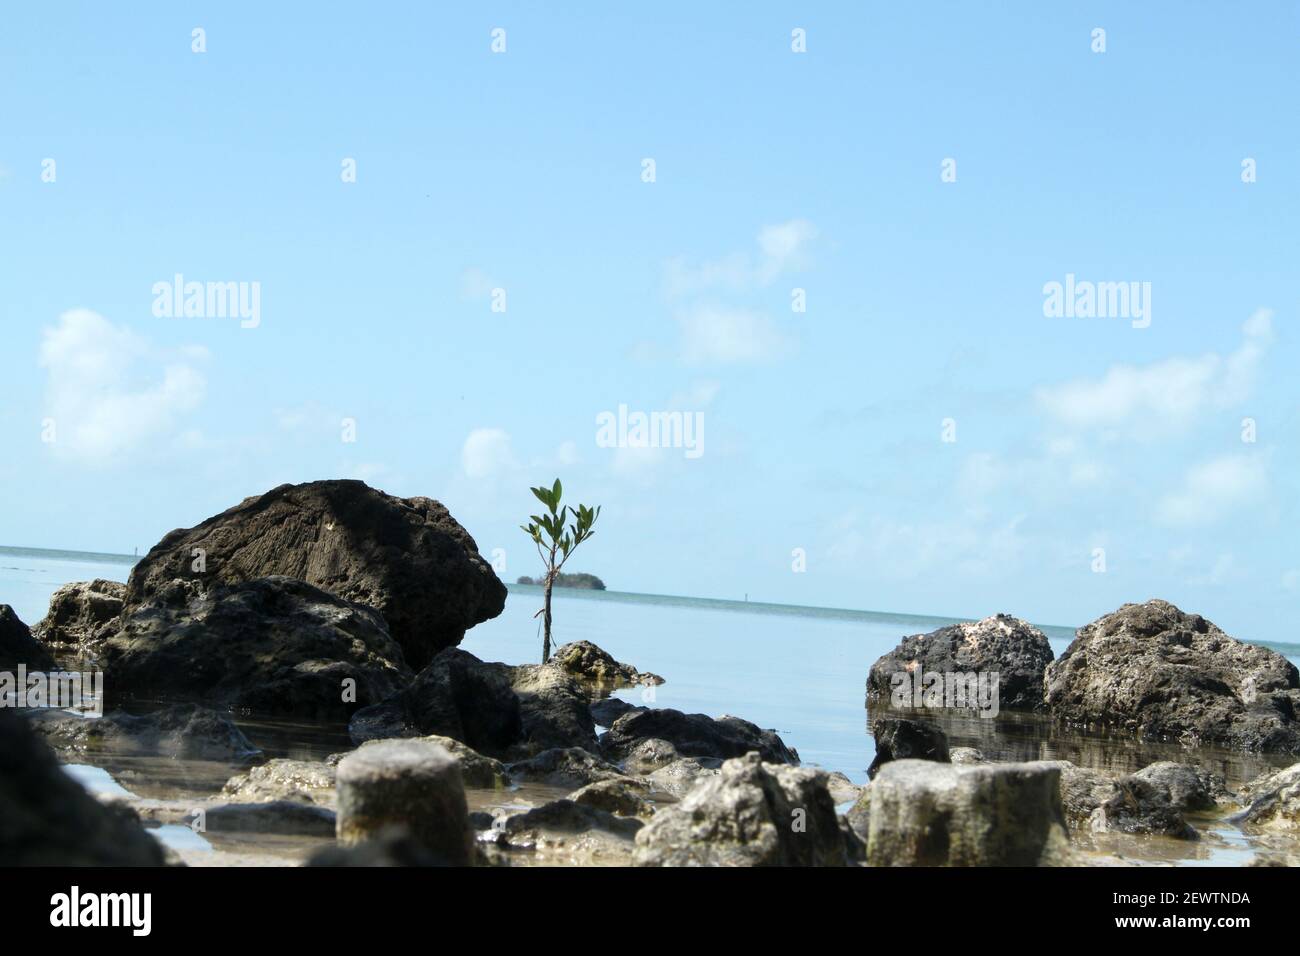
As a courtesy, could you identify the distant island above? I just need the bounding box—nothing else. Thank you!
[516,572,606,590]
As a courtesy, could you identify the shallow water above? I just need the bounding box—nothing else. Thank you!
[5,546,1300,866]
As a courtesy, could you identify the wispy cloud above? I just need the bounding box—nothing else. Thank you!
[1156,453,1269,528]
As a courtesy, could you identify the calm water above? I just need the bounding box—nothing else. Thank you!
[5,545,1299,792]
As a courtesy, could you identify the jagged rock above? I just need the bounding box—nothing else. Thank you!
[335,739,474,865]
[549,640,664,692]
[600,707,798,765]
[568,777,657,818]
[97,576,411,720]
[1088,776,1199,840]
[1044,599,1300,752]
[33,579,126,646]
[0,708,166,865]
[125,479,506,669]
[863,759,1071,866]
[1132,762,1229,812]
[30,704,262,763]
[222,759,336,806]
[0,605,53,670]
[646,757,723,797]
[867,613,1055,711]
[507,747,627,788]
[591,697,640,727]
[1238,763,1300,832]
[633,753,849,866]
[621,737,681,774]
[348,648,522,756]
[867,716,949,779]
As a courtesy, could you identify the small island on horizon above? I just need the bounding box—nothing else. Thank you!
[515,572,606,591]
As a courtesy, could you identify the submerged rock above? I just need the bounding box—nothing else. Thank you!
[633,752,849,866]
[866,613,1055,712]
[1088,776,1199,840]
[98,576,411,720]
[0,708,166,865]
[600,707,798,765]
[549,640,664,692]
[0,604,53,670]
[863,759,1071,866]
[867,716,950,779]
[1238,763,1300,832]
[125,479,506,669]
[33,579,127,647]
[31,703,262,763]
[335,739,474,865]
[1043,599,1300,752]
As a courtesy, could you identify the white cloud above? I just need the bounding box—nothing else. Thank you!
[756,219,817,282]
[1156,454,1268,528]
[461,427,517,478]
[677,304,788,364]
[1035,309,1272,435]
[663,219,817,298]
[39,309,207,465]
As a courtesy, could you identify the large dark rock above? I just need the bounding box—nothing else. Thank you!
[98,576,411,720]
[125,480,506,668]
[867,716,950,779]
[506,747,629,788]
[600,707,799,765]
[508,662,598,753]
[349,648,523,756]
[0,605,53,670]
[633,753,849,866]
[0,708,166,865]
[32,579,126,646]
[867,613,1054,712]
[1043,600,1300,752]
[30,704,262,763]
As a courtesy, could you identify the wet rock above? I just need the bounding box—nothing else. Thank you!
[867,716,950,779]
[950,747,987,765]
[222,759,337,806]
[549,640,664,692]
[621,737,681,774]
[600,707,798,765]
[0,708,166,865]
[98,576,412,720]
[0,605,54,670]
[504,799,643,840]
[1043,599,1300,752]
[1044,761,1119,826]
[1132,761,1229,812]
[646,757,723,797]
[497,799,643,864]
[356,735,509,790]
[336,739,474,865]
[308,825,458,866]
[507,747,627,788]
[568,777,657,818]
[634,752,849,866]
[203,800,337,837]
[866,614,1055,711]
[33,579,126,646]
[31,704,262,763]
[1238,763,1300,832]
[507,662,598,753]
[863,759,1071,866]
[1088,776,1199,840]
[348,648,521,756]
[591,697,641,727]
[125,480,506,669]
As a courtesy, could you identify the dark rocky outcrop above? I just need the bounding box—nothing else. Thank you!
[1088,776,1199,840]
[568,777,658,818]
[591,697,641,727]
[32,579,126,646]
[861,759,1071,866]
[98,576,411,720]
[507,662,598,753]
[600,707,798,765]
[1044,760,1119,826]
[506,747,628,788]
[0,709,166,865]
[1043,600,1300,752]
[30,704,262,763]
[1132,761,1229,812]
[125,480,506,669]
[867,613,1055,711]
[0,605,53,670]
[549,640,663,692]
[633,753,849,866]
[867,716,950,779]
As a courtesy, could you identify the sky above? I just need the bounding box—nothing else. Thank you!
[2,3,1298,642]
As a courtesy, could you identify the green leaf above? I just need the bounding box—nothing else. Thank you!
[552,478,562,505]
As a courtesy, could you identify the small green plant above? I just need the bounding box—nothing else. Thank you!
[521,478,601,662]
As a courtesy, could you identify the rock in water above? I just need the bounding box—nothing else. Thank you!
[31,703,262,763]
[0,605,53,670]
[125,480,506,668]
[633,752,848,866]
[98,577,412,720]
[335,739,474,865]
[600,707,798,765]
[1238,763,1300,832]
[863,759,1071,866]
[1089,776,1199,840]
[549,640,664,691]
[32,580,126,646]
[0,709,166,865]
[1131,762,1229,812]
[867,613,1054,711]
[867,716,949,779]
[1043,600,1300,752]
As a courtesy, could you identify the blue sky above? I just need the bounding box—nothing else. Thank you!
[2,2,1298,641]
